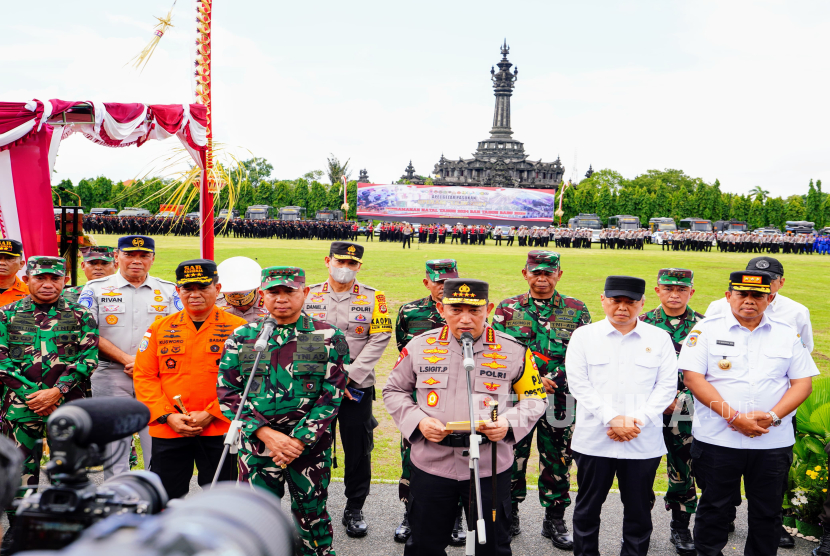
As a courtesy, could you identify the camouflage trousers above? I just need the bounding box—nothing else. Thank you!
[0,417,45,513]
[652,411,697,513]
[511,400,575,511]
[238,430,335,556]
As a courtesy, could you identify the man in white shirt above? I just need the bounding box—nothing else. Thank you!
[705,257,813,352]
[680,270,817,556]
[566,276,677,556]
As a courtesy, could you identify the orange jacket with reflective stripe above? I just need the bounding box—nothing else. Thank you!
[134,306,247,438]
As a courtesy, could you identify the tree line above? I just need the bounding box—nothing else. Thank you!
[52,159,827,230]
[562,168,827,230]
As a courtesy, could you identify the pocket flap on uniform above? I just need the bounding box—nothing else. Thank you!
[474,376,508,394]
[416,374,449,389]
[294,362,325,374]
[764,346,791,359]
[100,303,125,314]
[147,304,170,314]
[709,345,740,357]
[634,354,660,368]
[587,353,610,365]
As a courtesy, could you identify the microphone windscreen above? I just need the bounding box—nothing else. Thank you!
[49,397,151,447]
[460,331,474,343]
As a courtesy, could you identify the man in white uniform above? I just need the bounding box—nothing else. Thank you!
[680,270,817,556]
[566,275,677,556]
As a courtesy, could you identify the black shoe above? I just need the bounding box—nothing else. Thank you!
[342,508,368,538]
[541,509,573,551]
[813,525,830,556]
[449,515,466,547]
[780,524,795,548]
[393,510,410,543]
[669,511,696,556]
[510,504,521,538]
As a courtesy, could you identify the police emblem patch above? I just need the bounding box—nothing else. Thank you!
[105,315,118,325]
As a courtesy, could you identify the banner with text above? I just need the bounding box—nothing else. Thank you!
[356,184,557,222]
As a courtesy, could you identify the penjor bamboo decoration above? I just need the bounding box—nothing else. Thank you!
[127,1,178,72]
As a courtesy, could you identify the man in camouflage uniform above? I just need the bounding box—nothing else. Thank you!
[62,246,116,303]
[492,250,591,549]
[638,268,702,556]
[393,259,466,545]
[218,266,349,556]
[0,257,98,524]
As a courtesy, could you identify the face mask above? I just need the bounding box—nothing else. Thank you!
[330,266,357,284]
[225,290,256,307]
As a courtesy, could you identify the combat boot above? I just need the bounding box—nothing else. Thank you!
[342,507,368,538]
[669,509,695,555]
[510,503,521,538]
[449,508,466,547]
[780,524,796,548]
[813,524,830,556]
[393,509,410,543]
[541,506,573,550]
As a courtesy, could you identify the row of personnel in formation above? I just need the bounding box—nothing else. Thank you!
[0,235,822,556]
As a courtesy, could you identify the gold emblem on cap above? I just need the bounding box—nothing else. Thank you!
[718,358,732,370]
[132,238,144,247]
[459,284,471,293]
[347,245,356,253]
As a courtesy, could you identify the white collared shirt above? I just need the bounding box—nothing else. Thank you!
[79,272,180,369]
[678,311,818,449]
[565,318,678,459]
[705,292,813,352]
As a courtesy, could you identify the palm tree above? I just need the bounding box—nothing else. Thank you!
[750,185,769,202]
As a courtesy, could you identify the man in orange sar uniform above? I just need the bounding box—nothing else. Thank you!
[134,258,247,498]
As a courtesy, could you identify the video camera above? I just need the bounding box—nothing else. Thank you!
[2,398,168,554]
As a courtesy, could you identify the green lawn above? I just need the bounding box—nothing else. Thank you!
[84,234,830,493]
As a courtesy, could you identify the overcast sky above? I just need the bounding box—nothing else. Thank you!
[3,0,828,198]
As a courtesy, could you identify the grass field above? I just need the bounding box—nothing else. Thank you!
[86,234,830,494]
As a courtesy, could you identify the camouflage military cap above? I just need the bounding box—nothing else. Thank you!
[442,278,488,306]
[526,250,561,272]
[176,259,218,286]
[83,246,115,262]
[729,270,771,293]
[426,259,458,282]
[262,266,305,290]
[657,268,694,287]
[0,238,23,257]
[27,256,66,276]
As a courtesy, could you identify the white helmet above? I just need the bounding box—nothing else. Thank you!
[217,256,262,292]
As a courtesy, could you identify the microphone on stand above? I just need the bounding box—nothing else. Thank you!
[461,331,475,372]
[254,317,278,352]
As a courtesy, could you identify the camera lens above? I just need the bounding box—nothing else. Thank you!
[100,471,168,514]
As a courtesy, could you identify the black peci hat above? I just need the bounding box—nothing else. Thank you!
[604,275,646,301]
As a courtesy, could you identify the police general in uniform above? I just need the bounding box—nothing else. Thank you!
[304,241,392,537]
[639,268,703,555]
[218,266,349,556]
[566,276,678,556]
[78,235,180,478]
[0,257,98,525]
[384,278,548,556]
[134,259,246,499]
[393,259,466,545]
[62,246,116,303]
[492,250,591,548]
[680,270,817,556]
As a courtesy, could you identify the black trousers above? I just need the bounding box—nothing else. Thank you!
[150,435,236,499]
[691,440,792,556]
[402,235,411,249]
[573,452,661,556]
[406,464,512,556]
[335,385,375,509]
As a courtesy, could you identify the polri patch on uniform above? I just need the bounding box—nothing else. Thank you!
[716,340,735,346]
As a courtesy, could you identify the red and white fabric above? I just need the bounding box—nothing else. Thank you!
[0,99,208,258]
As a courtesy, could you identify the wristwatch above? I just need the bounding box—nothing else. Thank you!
[157,413,172,425]
[56,383,70,395]
[768,411,782,427]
